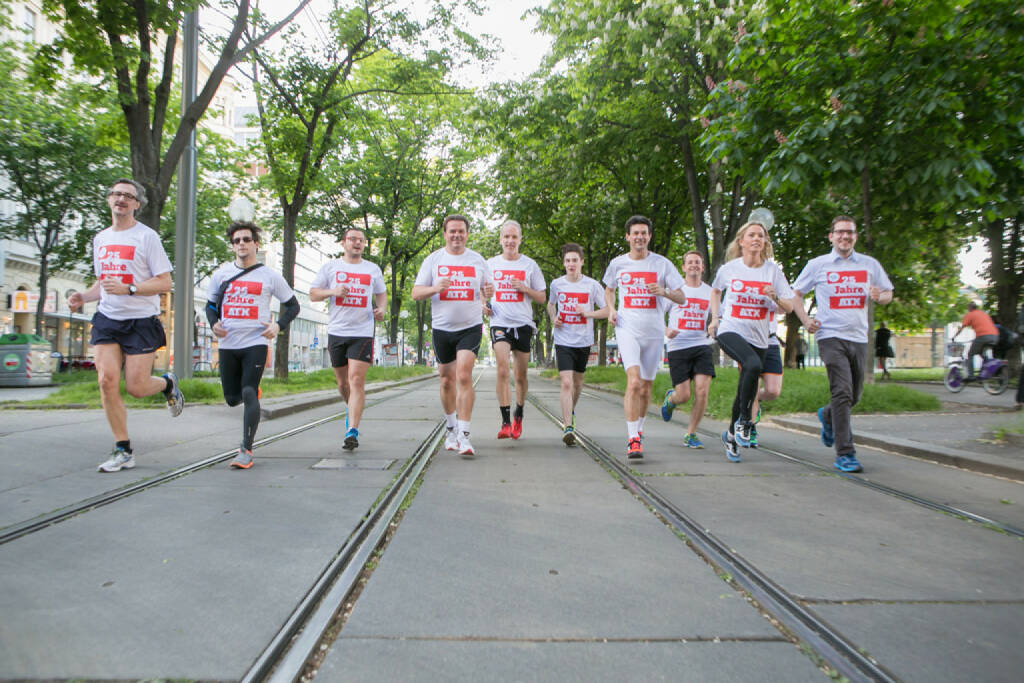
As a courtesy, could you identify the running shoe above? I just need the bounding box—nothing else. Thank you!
[562,426,576,446]
[511,416,523,440]
[458,434,475,457]
[163,372,184,417]
[733,420,752,447]
[627,436,643,459]
[444,426,459,451]
[749,425,759,449]
[497,423,514,439]
[230,448,254,469]
[834,452,863,473]
[721,431,741,463]
[98,447,135,473]
[755,407,762,423]
[343,428,359,451]
[817,407,834,447]
[683,433,704,449]
[661,388,676,421]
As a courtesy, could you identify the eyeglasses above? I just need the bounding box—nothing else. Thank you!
[108,191,137,201]
[232,236,254,244]
[832,230,857,236]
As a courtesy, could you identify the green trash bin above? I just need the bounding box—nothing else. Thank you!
[0,333,54,386]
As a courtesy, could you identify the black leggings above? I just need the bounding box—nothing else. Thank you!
[219,345,267,450]
[716,332,768,432]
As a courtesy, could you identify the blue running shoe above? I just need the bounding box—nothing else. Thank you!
[817,407,834,447]
[661,388,676,421]
[683,433,704,449]
[721,431,741,463]
[343,427,359,451]
[733,420,752,448]
[834,452,863,473]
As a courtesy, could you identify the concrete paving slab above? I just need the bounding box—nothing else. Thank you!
[319,639,824,682]
[812,603,1024,683]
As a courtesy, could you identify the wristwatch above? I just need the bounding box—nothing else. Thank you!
[128,284,138,296]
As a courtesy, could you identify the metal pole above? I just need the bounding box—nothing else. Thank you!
[173,11,198,379]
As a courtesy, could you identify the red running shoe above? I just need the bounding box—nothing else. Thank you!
[511,417,523,439]
[497,423,514,439]
[627,437,643,459]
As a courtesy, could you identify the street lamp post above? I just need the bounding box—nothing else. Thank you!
[399,309,410,366]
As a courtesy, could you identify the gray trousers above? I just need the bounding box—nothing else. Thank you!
[819,337,867,456]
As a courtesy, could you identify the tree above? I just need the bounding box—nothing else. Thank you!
[0,45,125,334]
[31,0,311,231]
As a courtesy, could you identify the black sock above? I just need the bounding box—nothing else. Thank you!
[500,405,511,425]
[116,440,132,454]
[514,403,524,419]
[163,376,173,394]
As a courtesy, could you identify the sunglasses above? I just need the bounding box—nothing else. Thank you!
[232,236,255,244]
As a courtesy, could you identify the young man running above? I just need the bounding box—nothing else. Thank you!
[486,220,546,439]
[412,215,493,456]
[792,216,893,473]
[547,243,609,445]
[603,215,686,459]
[67,178,184,473]
[660,250,715,449]
[310,227,386,451]
[207,221,299,468]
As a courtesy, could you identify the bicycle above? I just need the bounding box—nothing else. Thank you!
[943,341,1010,395]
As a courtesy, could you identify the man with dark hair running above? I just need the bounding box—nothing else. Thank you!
[206,220,299,468]
[68,178,185,473]
[310,227,386,451]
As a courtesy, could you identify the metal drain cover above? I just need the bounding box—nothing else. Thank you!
[311,458,396,470]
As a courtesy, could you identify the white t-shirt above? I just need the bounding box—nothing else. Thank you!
[207,263,295,350]
[602,252,684,339]
[712,258,794,349]
[792,249,894,343]
[666,282,714,351]
[311,259,386,337]
[549,275,606,348]
[92,222,172,320]
[487,254,546,329]
[414,247,492,332]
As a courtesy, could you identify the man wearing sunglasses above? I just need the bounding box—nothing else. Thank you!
[310,227,386,451]
[206,220,300,468]
[67,178,185,473]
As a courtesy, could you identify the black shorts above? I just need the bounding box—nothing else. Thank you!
[328,335,374,367]
[90,311,166,355]
[555,344,590,373]
[432,325,483,365]
[219,345,267,403]
[762,344,783,375]
[490,324,533,353]
[667,345,716,385]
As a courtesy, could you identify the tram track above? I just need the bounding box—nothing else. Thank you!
[527,391,898,683]
[0,374,435,546]
[575,384,1024,538]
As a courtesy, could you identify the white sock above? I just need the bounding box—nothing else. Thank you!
[638,416,646,432]
[457,419,470,437]
[445,412,457,430]
[627,420,640,439]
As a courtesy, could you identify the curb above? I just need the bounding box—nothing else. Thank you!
[259,372,438,419]
[770,416,1024,483]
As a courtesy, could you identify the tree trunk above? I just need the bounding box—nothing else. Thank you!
[275,208,299,379]
[784,311,801,368]
[416,299,426,364]
[35,256,49,336]
[597,321,607,366]
[860,164,877,384]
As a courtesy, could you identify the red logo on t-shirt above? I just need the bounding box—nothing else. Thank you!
[619,271,656,309]
[335,271,371,308]
[98,243,137,283]
[827,270,868,309]
[558,291,589,324]
[98,244,136,261]
[223,280,261,319]
[439,265,476,301]
[493,269,526,303]
[676,298,709,331]
[730,304,768,320]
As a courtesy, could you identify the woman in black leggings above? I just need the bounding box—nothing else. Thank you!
[710,217,796,462]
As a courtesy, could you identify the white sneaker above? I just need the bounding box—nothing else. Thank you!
[444,427,459,451]
[98,448,135,473]
[458,433,474,457]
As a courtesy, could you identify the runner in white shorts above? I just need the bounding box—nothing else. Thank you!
[411,214,493,457]
[603,215,685,460]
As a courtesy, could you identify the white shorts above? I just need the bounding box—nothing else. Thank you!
[617,333,663,381]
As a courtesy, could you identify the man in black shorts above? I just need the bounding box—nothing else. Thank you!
[547,243,609,444]
[661,251,716,448]
[207,219,299,467]
[412,215,493,456]
[67,178,184,473]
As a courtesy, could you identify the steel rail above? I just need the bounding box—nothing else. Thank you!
[528,394,899,683]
